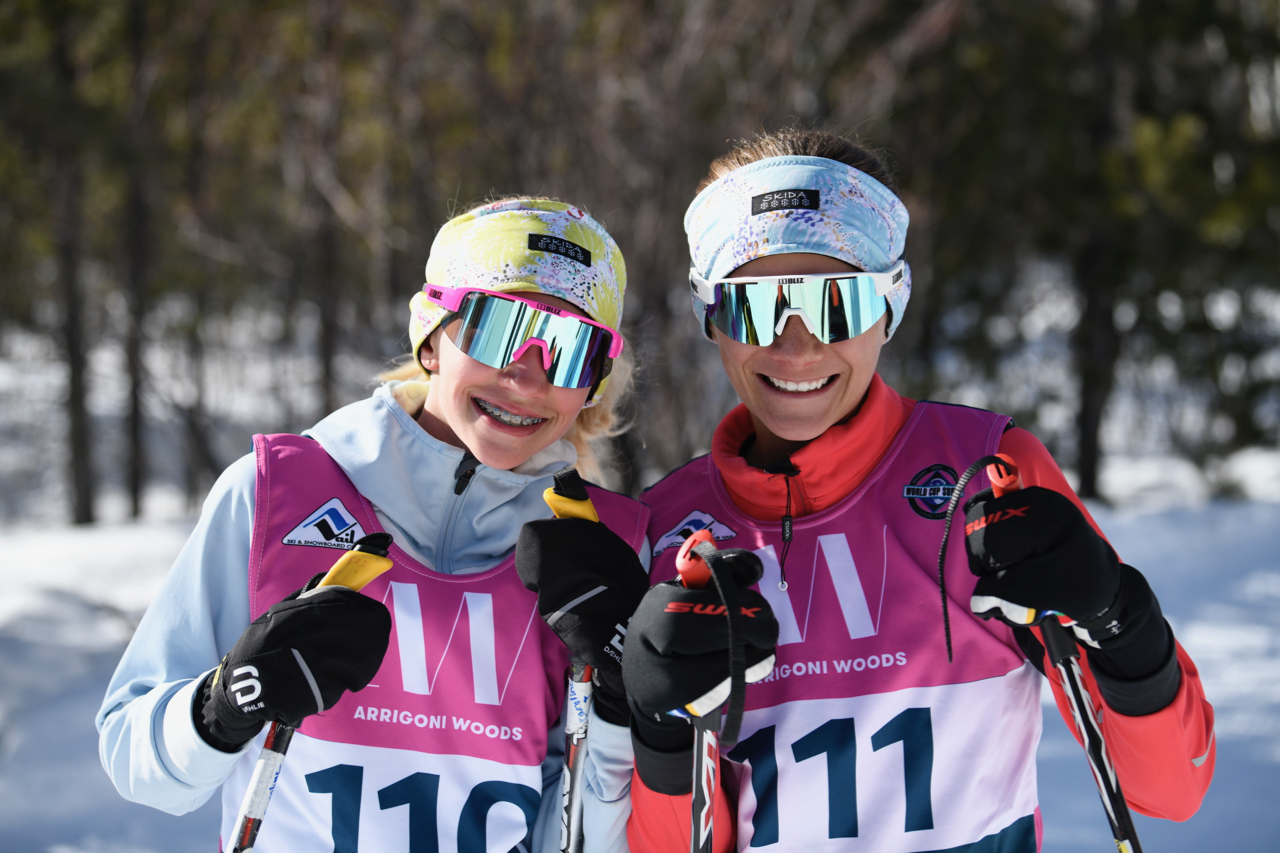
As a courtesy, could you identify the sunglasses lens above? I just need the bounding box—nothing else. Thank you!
[452,293,612,388]
[707,275,886,345]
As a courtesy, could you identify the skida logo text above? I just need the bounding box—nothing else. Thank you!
[283,498,367,550]
[751,188,819,215]
[652,510,738,555]
[902,464,959,520]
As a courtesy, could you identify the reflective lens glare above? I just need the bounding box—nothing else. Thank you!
[697,265,901,346]
[449,292,615,389]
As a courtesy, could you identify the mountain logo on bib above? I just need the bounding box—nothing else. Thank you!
[284,498,367,549]
[902,464,959,520]
[653,510,737,555]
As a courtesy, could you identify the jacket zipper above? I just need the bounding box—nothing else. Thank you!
[438,452,479,574]
[764,457,802,590]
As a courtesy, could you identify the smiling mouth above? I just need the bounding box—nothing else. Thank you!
[764,375,834,393]
[476,398,545,426]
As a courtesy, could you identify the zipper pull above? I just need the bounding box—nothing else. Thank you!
[779,513,792,590]
[454,453,479,496]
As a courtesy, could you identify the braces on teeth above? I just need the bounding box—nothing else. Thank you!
[477,398,545,426]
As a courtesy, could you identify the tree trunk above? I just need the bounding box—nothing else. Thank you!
[51,20,93,525]
[1071,0,1119,500]
[182,293,221,506]
[317,202,339,416]
[124,0,151,518]
[313,0,343,417]
[55,160,93,524]
[1073,235,1121,499]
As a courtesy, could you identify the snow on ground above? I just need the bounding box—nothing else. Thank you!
[0,471,1278,851]
[1039,498,1280,851]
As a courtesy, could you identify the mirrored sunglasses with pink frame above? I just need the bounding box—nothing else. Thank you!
[422,286,625,390]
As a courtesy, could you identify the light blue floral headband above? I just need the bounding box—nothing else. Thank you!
[684,155,912,339]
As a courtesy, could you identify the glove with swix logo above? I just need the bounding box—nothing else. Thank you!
[965,484,1180,714]
[516,517,651,726]
[196,575,391,751]
[622,549,778,794]
[964,485,1122,632]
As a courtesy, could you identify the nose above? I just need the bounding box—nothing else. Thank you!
[769,315,825,363]
[501,343,554,395]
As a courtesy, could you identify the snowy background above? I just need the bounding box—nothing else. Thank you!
[1,455,1278,852]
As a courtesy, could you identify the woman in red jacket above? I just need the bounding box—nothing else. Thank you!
[614,129,1215,852]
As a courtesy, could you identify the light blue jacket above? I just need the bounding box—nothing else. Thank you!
[96,382,643,851]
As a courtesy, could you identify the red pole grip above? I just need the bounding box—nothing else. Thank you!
[986,453,1022,497]
[675,529,715,590]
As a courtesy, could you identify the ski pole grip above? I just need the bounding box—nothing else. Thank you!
[544,467,600,522]
[675,529,715,590]
[985,455,1082,664]
[986,453,1022,497]
[311,532,394,593]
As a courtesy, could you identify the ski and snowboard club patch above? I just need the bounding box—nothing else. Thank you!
[652,510,737,556]
[283,498,367,550]
[902,464,959,520]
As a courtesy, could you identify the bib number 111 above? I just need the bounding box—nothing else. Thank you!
[728,707,934,846]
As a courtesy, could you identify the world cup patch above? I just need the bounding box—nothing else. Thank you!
[903,464,959,520]
[751,189,820,215]
[653,510,738,556]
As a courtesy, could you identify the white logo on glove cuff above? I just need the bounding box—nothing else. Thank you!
[231,665,263,706]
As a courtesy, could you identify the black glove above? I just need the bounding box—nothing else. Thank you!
[516,517,650,726]
[965,485,1121,626]
[965,485,1178,714]
[622,549,778,794]
[197,575,392,751]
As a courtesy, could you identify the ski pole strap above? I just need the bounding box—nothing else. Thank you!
[690,541,747,747]
[935,453,1013,662]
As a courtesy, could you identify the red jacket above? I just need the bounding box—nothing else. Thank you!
[628,375,1214,852]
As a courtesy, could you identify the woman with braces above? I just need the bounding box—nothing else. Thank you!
[97,198,651,853]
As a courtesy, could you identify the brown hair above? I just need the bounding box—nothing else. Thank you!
[697,127,896,194]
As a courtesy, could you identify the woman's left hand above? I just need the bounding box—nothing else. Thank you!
[515,517,650,725]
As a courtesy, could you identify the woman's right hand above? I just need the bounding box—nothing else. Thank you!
[196,578,391,751]
[621,550,778,794]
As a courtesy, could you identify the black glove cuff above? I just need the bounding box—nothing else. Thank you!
[630,717,695,795]
[1088,634,1182,716]
[196,668,262,752]
[1081,564,1181,715]
[1081,565,1172,671]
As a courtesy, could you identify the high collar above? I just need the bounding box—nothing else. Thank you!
[711,373,916,520]
[303,382,577,573]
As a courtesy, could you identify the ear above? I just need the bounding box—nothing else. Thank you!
[417,327,444,374]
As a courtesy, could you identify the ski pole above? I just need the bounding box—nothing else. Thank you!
[672,528,747,853]
[984,455,1144,853]
[541,467,601,853]
[228,532,394,853]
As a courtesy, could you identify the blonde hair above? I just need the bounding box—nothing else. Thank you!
[384,193,633,484]
[377,347,634,484]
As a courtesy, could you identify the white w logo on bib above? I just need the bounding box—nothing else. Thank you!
[754,532,885,645]
[385,583,535,706]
